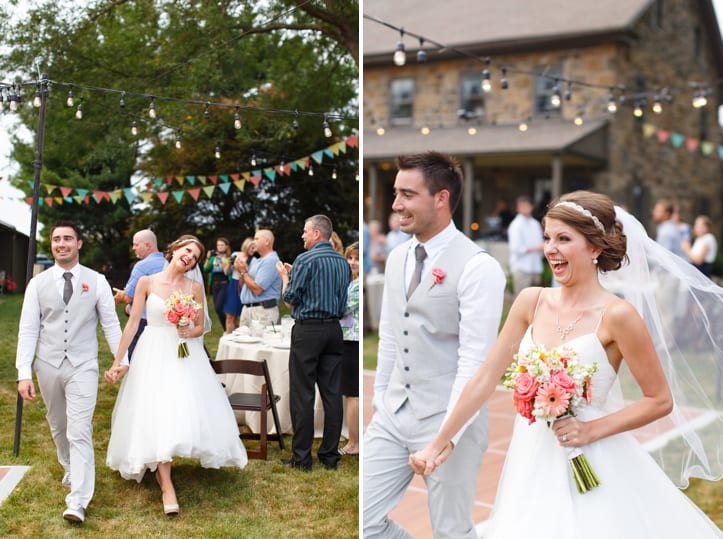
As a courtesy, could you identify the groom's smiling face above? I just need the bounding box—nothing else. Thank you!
[392,168,448,243]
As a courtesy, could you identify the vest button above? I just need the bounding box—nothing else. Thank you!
[405,383,410,389]
[403,348,408,353]
[404,366,410,371]
[404,312,409,317]
[403,330,408,336]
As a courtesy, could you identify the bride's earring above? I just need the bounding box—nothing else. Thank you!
[592,257,598,265]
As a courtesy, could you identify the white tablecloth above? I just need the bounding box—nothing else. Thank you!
[214,334,345,438]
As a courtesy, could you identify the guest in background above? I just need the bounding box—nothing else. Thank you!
[330,231,345,254]
[682,215,718,277]
[237,229,282,326]
[224,237,255,333]
[113,229,166,358]
[203,237,232,328]
[363,222,372,276]
[368,219,387,273]
[653,199,685,258]
[508,195,544,297]
[385,212,411,253]
[276,215,351,471]
[339,241,360,457]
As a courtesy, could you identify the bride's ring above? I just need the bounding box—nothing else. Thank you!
[561,434,568,442]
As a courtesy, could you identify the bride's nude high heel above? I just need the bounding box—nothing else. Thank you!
[155,470,180,516]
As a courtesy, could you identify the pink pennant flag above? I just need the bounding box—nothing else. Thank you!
[189,188,201,200]
[60,186,73,197]
[685,138,699,152]
[346,134,359,148]
[209,175,218,185]
[657,130,670,143]
[156,192,169,204]
[250,174,262,187]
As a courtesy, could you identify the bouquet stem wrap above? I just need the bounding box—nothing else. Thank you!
[177,335,189,358]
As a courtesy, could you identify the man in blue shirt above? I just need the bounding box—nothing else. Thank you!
[276,215,351,471]
[236,229,282,325]
[113,229,166,358]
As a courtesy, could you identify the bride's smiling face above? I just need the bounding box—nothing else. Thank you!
[544,217,600,285]
[174,243,201,270]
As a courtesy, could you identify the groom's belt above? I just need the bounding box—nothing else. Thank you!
[244,299,278,308]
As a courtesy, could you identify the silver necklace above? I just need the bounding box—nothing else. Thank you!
[556,312,582,341]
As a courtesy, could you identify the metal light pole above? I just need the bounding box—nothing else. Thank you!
[13,73,49,457]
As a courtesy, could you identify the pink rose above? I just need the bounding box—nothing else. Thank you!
[549,370,576,394]
[583,377,593,404]
[513,394,536,424]
[81,282,89,292]
[166,310,180,325]
[513,372,539,401]
[429,268,446,289]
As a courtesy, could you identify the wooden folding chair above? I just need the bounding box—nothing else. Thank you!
[211,359,285,460]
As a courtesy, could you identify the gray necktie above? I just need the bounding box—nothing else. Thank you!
[407,244,427,299]
[62,272,73,304]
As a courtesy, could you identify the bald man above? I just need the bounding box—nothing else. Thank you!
[113,229,166,358]
[236,229,283,325]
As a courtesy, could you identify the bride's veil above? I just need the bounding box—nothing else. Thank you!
[599,206,723,488]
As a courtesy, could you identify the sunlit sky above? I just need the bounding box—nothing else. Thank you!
[2,2,723,235]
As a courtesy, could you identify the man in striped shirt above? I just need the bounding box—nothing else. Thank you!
[276,215,352,471]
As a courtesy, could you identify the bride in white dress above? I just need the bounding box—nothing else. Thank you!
[411,191,722,537]
[104,235,247,516]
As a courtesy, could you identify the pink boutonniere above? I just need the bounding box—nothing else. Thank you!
[81,282,89,293]
[429,268,446,290]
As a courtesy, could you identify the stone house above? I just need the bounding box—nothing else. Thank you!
[363,0,723,241]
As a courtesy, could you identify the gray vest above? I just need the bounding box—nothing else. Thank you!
[35,266,102,368]
[383,233,485,419]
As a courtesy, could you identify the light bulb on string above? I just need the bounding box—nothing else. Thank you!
[564,81,572,101]
[119,92,126,108]
[652,96,663,114]
[149,97,157,119]
[8,87,18,111]
[0,92,4,112]
[481,57,492,93]
[500,67,508,90]
[131,120,138,136]
[214,146,221,159]
[33,86,41,108]
[607,90,617,113]
[323,115,332,138]
[233,107,241,130]
[633,101,644,117]
[75,101,83,120]
[332,168,338,179]
[292,110,300,130]
[66,86,74,107]
[573,111,584,126]
[550,81,561,107]
[251,153,257,167]
[175,131,182,149]
[203,102,210,120]
[417,38,427,64]
[308,163,314,176]
[393,28,406,66]
[518,118,529,132]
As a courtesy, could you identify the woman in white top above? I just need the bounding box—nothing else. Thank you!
[682,215,718,277]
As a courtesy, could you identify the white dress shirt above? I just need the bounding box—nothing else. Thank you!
[508,213,544,273]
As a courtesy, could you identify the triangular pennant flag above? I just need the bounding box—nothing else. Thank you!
[291,162,299,172]
[124,188,136,204]
[230,173,240,182]
[642,123,656,138]
[233,180,246,191]
[202,186,215,198]
[670,133,685,148]
[188,188,201,200]
[44,197,53,206]
[64,197,74,204]
[140,192,154,203]
[153,178,164,187]
[54,197,64,205]
[329,142,341,155]
[60,186,73,197]
[685,138,699,152]
[186,175,196,185]
[323,148,335,159]
[283,164,291,175]
[93,191,105,203]
[175,176,185,186]
[701,141,714,156]
[311,151,324,164]
[45,184,57,195]
[166,175,174,185]
[76,188,89,199]
[219,174,229,183]
[156,191,169,204]
[197,175,207,185]
[208,175,218,185]
[109,190,122,203]
[264,168,276,181]
[345,134,358,148]
[242,172,251,180]
[656,130,670,143]
[252,169,262,177]
[338,141,347,153]
[172,191,184,203]
[219,183,232,194]
[250,174,262,187]
[295,158,307,170]
[25,197,32,205]
[276,165,285,176]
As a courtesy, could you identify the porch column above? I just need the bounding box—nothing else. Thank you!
[367,163,379,221]
[551,153,563,199]
[463,158,474,236]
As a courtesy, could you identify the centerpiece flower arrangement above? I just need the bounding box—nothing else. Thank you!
[164,291,201,358]
[502,343,600,493]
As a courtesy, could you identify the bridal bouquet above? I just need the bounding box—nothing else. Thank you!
[164,291,201,358]
[502,344,601,493]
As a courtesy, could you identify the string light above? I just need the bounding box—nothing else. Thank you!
[148,96,157,119]
[376,127,385,135]
[518,118,529,132]
[633,101,644,117]
[131,120,138,136]
[607,90,618,113]
[564,81,572,101]
[393,28,406,66]
[417,38,427,64]
[119,91,126,108]
[214,145,221,159]
[75,99,83,120]
[233,106,241,129]
[652,95,663,114]
[308,163,314,176]
[332,168,338,179]
[467,127,477,135]
[550,80,561,107]
[175,130,182,149]
[33,84,41,108]
[500,67,508,90]
[203,102,211,120]
[323,115,332,138]
[420,125,430,135]
[292,110,300,130]
[66,86,74,107]
[250,152,257,167]
[481,57,492,93]
[573,111,584,126]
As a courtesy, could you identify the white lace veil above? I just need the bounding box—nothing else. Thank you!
[599,206,723,488]
[187,264,212,335]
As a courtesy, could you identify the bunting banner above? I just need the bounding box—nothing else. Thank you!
[3,135,357,207]
[644,122,722,157]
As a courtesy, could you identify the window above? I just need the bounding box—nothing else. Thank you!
[460,73,485,120]
[534,66,562,116]
[390,78,415,126]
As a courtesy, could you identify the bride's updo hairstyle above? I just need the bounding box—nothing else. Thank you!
[165,234,206,269]
[543,190,628,272]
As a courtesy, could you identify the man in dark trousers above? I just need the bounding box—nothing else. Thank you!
[276,215,352,471]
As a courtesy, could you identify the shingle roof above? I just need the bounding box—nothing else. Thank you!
[363,0,654,57]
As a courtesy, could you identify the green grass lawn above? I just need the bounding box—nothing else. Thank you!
[0,293,358,538]
[363,329,723,528]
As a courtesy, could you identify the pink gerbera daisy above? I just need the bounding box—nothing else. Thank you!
[535,382,571,418]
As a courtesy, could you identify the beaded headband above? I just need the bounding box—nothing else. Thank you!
[555,201,605,234]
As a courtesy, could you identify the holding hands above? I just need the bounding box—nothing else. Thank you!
[104,364,129,384]
[409,441,454,477]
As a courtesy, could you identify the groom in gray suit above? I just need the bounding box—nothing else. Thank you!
[16,221,126,524]
[363,152,506,538]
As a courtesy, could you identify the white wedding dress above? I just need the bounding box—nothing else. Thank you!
[482,326,722,538]
[106,293,248,481]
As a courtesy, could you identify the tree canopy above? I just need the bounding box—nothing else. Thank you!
[0,0,359,281]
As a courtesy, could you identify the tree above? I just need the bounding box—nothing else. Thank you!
[0,0,358,277]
